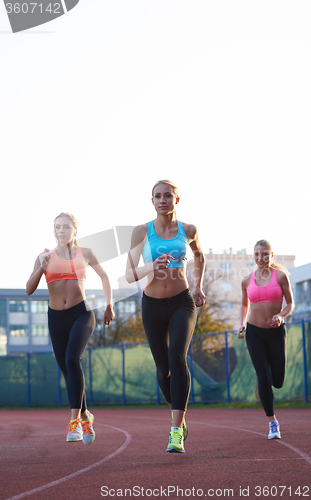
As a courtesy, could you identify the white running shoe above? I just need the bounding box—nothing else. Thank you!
[66,418,83,442]
[81,411,95,445]
[268,420,281,439]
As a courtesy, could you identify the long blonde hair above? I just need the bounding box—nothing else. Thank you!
[254,240,288,273]
[53,212,78,246]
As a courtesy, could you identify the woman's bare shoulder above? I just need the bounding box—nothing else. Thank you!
[180,221,197,240]
[242,273,252,287]
[131,223,149,247]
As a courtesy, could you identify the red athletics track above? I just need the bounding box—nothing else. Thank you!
[1,408,310,500]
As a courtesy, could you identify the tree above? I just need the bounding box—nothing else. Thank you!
[89,305,146,347]
[192,303,237,382]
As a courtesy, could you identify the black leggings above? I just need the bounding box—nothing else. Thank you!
[246,323,286,416]
[48,301,95,412]
[142,289,197,411]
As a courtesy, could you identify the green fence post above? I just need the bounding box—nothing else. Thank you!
[122,343,126,405]
[301,320,308,403]
[27,353,31,407]
[225,331,231,403]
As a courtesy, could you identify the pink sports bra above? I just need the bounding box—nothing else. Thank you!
[44,247,87,285]
[246,268,283,304]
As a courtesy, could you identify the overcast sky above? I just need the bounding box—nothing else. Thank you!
[1,0,310,291]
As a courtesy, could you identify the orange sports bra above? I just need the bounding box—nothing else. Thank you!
[246,268,283,304]
[44,247,87,285]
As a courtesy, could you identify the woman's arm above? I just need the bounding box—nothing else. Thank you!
[238,278,249,338]
[125,225,172,283]
[84,248,115,325]
[187,224,206,307]
[271,271,295,327]
[26,249,50,296]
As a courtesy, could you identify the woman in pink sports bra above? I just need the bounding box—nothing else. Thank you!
[238,240,294,440]
[26,212,115,444]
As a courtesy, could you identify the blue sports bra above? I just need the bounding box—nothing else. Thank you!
[142,220,189,268]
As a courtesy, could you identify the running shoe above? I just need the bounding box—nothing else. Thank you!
[166,427,185,453]
[182,419,188,441]
[170,411,188,441]
[81,411,95,445]
[268,420,281,439]
[66,418,83,442]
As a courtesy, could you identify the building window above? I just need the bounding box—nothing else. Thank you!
[31,324,50,345]
[9,325,29,345]
[221,302,234,311]
[31,301,49,313]
[9,300,28,313]
[0,333,7,356]
[117,301,136,315]
[220,263,232,271]
[32,324,49,337]
[0,299,6,329]
[10,325,28,337]
[221,282,233,292]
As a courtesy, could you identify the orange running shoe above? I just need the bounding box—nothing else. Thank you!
[66,418,83,442]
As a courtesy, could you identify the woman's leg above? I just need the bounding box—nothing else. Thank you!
[167,293,196,427]
[268,324,286,390]
[246,324,275,417]
[48,304,95,416]
[65,309,95,416]
[142,294,172,403]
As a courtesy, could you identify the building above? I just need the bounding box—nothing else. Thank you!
[0,283,142,356]
[288,263,311,322]
[0,289,50,356]
[187,249,296,329]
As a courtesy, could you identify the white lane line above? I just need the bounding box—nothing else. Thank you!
[129,415,311,466]
[236,458,305,462]
[5,424,131,500]
[190,421,311,466]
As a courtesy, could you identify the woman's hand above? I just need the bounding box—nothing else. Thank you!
[271,315,284,328]
[39,249,51,271]
[153,254,174,271]
[237,325,245,338]
[193,288,206,307]
[104,307,115,326]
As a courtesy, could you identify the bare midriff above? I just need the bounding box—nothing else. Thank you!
[48,280,86,310]
[248,302,283,328]
[145,268,188,299]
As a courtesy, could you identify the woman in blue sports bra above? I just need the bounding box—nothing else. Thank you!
[126,180,206,454]
[238,240,294,440]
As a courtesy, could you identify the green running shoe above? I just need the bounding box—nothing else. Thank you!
[182,419,188,441]
[166,428,185,453]
[170,411,188,441]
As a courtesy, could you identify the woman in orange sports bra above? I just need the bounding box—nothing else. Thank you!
[238,240,294,440]
[26,212,115,444]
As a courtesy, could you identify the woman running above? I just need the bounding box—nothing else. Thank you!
[238,239,294,439]
[126,180,206,453]
[26,212,115,444]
